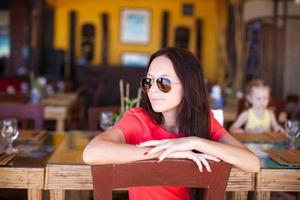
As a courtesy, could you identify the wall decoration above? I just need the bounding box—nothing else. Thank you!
[175,26,190,49]
[81,23,95,64]
[182,4,194,16]
[120,9,151,44]
[121,52,149,67]
[161,11,169,48]
[0,26,9,57]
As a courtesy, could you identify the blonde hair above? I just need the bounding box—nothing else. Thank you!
[245,79,270,96]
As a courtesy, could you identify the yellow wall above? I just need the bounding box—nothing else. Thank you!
[50,0,226,82]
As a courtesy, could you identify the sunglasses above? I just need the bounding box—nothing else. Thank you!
[140,77,180,93]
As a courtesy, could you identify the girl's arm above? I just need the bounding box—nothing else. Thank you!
[229,111,248,133]
[269,110,284,133]
[83,127,157,164]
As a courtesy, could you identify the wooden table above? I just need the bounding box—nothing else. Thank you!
[0,131,64,200]
[0,167,44,200]
[235,134,300,200]
[45,131,254,200]
[42,93,78,132]
[254,148,300,200]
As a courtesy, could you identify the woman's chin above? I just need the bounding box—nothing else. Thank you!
[151,105,165,113]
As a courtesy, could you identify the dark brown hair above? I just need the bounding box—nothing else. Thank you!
[141,47,211,139]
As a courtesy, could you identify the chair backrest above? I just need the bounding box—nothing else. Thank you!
[0,103,44,129]
[0,92,29,103]
[91,159,232,200]
[88,106,120,130]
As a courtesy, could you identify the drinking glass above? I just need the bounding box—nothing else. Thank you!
[285,120,300,149]
[0,119,19,154]
[99,112,114,131]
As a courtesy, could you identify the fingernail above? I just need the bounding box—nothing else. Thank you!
[144,152,148,155]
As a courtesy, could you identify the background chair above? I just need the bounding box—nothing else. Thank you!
[91,159,232,200]
[284,94,300,120]
[0,103,44,129]
[0,92,29,104]
[67,87,88,129]
[88,106,119,130]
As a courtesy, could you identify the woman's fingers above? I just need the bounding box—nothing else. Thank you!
[197,155,211,172]
[187,153,203,172]
[167,151,214,173]
[146,143,171,155]
[158,146,176,162]
[199,154,220,162]
[137,140,167,147]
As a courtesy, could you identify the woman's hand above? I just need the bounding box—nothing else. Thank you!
[166,151,220,172]
[137,137,196,158]
[137,138,220,172]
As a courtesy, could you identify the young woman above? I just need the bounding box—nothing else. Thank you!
[83,47,260,200]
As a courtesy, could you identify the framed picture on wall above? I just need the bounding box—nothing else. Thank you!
[0,26,10,58]
[121,52,149,67]
[120,9,151,44]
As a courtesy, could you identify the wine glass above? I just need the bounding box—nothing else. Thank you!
[0,119,19,154]
[285,120,300,149]
[99,112,114,131]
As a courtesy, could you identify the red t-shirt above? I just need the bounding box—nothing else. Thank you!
[114,107,227,200]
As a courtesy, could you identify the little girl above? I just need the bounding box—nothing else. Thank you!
[229,79,284,134]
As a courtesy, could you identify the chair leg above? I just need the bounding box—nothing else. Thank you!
[204,187,227,200]
[93,188,112,200]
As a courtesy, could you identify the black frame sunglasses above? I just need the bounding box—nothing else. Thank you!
[140,77,180,93]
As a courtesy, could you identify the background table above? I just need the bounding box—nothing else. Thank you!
[0,131,63,200]
[42,93,78,132]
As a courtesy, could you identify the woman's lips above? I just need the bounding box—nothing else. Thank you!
[150,98,164,102]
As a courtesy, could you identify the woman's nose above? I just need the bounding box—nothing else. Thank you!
[149,80,160,93]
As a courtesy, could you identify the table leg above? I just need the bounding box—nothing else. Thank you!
[56,119,65,132]
[230,191,248,200]
[254,191,271,200]
[50,189,65,200]
[28,189,42,200]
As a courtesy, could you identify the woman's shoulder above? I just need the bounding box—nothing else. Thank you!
[125,107,152,122]
[127,107,146,116]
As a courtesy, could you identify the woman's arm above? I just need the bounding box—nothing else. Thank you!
[269,110,284,133]
[82,127,156,164]
[229,111,248,133]
[194,133,260,172]
[139,133,260,173]
[83,128,219,171]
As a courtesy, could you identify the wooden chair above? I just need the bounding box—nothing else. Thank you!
[284,94,300,120]
[91,159,232,200]
[67,87,88,129]
[0,103,44,129]
[88,106,119,130]
[0,92,29,103]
